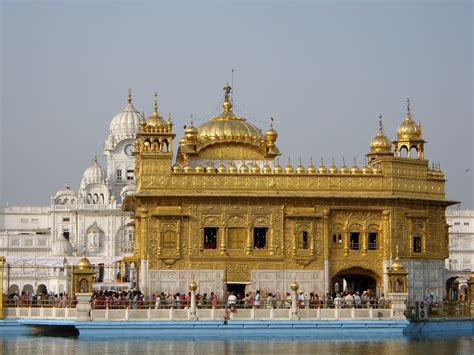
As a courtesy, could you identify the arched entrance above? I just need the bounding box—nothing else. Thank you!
[36,284,48,295]
[331,267,378,295]
[446,276,468,301]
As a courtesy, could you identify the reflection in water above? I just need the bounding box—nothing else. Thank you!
[0,333,472,355]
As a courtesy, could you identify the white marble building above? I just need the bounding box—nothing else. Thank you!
[445,208,474,300]
[0,91,141,296]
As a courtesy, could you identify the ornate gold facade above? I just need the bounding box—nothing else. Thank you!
[124,86,454,300]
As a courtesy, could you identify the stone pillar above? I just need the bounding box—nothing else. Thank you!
[290,280,299,320]
[139,259,148,296]
[388,292,408,319]
[188,278,197,320]
[76,293,93,321]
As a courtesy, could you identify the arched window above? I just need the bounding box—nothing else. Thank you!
[400,146,408,158]
[162,139,169,152]
[409,146,418,159]
[298,230,309,249]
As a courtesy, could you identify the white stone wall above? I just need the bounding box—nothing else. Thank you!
[251,269,325,298]
[404,259,445,301]
[148,270,225,298]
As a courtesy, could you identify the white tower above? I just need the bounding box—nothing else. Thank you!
[103,89,141,203]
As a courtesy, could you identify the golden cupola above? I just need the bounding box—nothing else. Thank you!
[177,84,280,163]
[396,99,422,140]
[147,93,167,127]
[184,115,198,143]
[393,99,426,160]
[367,115,394,162]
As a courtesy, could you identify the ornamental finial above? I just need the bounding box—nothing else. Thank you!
[223,83,233,112]
[128,88,132,104]
[153,92,159,116]
[379,114,384,133]
[270,116,274,128]
[189,114,194,126]
[406,98,412,119]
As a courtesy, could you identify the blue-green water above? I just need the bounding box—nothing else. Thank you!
[1,333,472,355]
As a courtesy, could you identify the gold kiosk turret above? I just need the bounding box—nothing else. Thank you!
[73,256,94,321]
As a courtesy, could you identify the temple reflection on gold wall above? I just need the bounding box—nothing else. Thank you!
[124,84,455,301]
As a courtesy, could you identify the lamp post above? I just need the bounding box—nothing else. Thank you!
[291,280,299,320]
[189,277,198,320]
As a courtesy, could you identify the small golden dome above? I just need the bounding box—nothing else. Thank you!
[184,115,198,142]
[339,159,349,174]
[370,116,392,154]
[183,163,193,173]
[361,160,372,174]
[228,161,238,174]
[285,159,294,174]
[396,99,422,140]
[318,159,328,174]
[251,163,261,174]
[147,93,167,127]
[217,162,227,174]
[350,159,360,174]
[179,138,187,145]
[296,158,306,174]
[328,159,338,174]
[262,162,272,174]
[389,246,406,272]
[205,162,216,173]
[290,280,299,292]
[239,162,250,174]
[172,163,182,173]
[77,256,92,270]
[307,158,316,174]
[372,164,382,174]
[195,164,205,173]
[265,118,278,142]
[274,159,283,174]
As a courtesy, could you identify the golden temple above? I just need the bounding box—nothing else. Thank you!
[124,84,454,301]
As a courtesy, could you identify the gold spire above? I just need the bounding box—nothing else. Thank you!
[153,92,159,117]
[406,98,411,119]
[378,114,385,133]
[223,83,233,112]
[128,88,132,103]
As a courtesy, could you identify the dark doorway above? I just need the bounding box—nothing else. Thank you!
[227,283,247,300]
[332,267,377,294]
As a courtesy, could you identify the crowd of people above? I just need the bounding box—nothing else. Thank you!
[2,288,389,309]
[3,291,74,307]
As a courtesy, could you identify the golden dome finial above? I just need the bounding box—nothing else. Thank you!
[406,98,411,118]
[378,115,385,133]
[270,116,274,129]
[223,83,233,112]
[153,92,159,116]
[189,114,194,126]
[128,88,132,104]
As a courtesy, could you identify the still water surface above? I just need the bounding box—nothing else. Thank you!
[1,333,472,355]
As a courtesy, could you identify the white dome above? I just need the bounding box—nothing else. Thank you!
[54,185,76,198]
[80,157,106,189]
[51,236,73,256]
[109,91,141,142]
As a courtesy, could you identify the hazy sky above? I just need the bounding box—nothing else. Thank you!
[1,1,472,207]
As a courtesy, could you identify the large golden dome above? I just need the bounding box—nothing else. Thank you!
[370,116,392,154]
[396,99,422,140]
[197,84,263,143]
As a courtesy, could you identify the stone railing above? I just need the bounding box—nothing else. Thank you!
[2,306,395,321]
